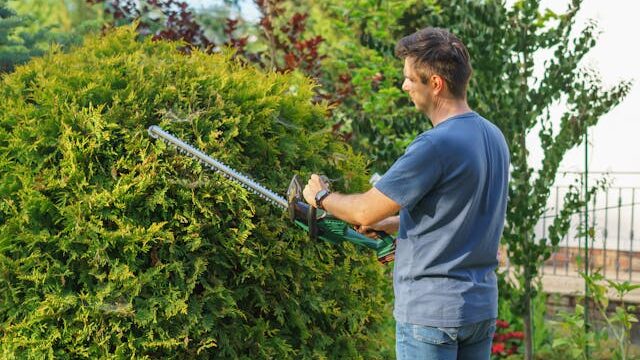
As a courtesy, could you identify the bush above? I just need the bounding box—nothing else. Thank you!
[0,26,392,359]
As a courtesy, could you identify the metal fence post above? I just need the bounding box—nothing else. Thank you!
[604,189,609,277]
[583,126,590,359]
[631,189,635,281]
[617,189,623,280]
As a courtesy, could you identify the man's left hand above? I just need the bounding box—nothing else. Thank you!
[303,174,329,208]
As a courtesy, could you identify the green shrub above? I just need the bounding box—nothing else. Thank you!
[0,26,392,359]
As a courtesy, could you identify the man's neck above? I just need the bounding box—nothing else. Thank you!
[427,99,472,127]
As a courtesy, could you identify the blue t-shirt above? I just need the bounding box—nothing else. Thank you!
[375,111,509,327]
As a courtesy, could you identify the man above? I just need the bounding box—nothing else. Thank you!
[303,27,509,359]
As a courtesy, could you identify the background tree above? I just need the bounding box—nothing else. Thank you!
[301,0,417,164]
[0,0,47,73]
[9,0,103,34]
[1,0,104,74]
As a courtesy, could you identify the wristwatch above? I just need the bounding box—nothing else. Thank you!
[314,189,331,210]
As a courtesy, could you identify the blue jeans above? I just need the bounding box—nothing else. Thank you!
[396,318,496,360]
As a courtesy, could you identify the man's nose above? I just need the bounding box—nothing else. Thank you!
[401,79,410,92]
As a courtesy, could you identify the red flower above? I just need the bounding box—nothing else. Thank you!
[492,342,506,355]
[496,319,509,329]
[510,331,525,340]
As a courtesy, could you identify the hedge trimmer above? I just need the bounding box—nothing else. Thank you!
[148,125,395,264]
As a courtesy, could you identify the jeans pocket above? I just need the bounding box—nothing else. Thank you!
[411,324,457,345]
[482,319,497,340]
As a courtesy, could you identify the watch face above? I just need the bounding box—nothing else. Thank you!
[315,189,330,208]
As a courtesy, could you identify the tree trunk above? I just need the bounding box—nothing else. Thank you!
[523,275,533,360]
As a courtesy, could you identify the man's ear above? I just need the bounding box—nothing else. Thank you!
[430,74,445,95]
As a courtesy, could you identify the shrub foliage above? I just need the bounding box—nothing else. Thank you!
[0,26,391,359]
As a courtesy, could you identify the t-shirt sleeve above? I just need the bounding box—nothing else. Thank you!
[374,135,442,211]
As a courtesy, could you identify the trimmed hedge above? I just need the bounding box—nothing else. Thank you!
[0,26,391,359]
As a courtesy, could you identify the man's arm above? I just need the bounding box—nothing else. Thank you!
[302,174,401,226]
[355,215,400,238]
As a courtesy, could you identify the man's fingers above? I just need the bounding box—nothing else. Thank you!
[355,225,379,238]
[308,174,329,191]
[302,184,316,206]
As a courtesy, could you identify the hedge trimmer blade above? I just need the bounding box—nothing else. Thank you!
[148,125,288,210]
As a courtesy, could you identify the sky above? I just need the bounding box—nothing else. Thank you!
[186,0,639,186]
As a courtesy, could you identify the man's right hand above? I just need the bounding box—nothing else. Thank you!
[354,216,400,238]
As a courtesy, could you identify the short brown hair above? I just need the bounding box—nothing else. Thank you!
[395,27,472,98]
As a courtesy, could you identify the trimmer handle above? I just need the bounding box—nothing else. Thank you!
[286,175,395,264]
[287,175,321,241]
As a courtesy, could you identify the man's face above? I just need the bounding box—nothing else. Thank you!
[401,57,436,114]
